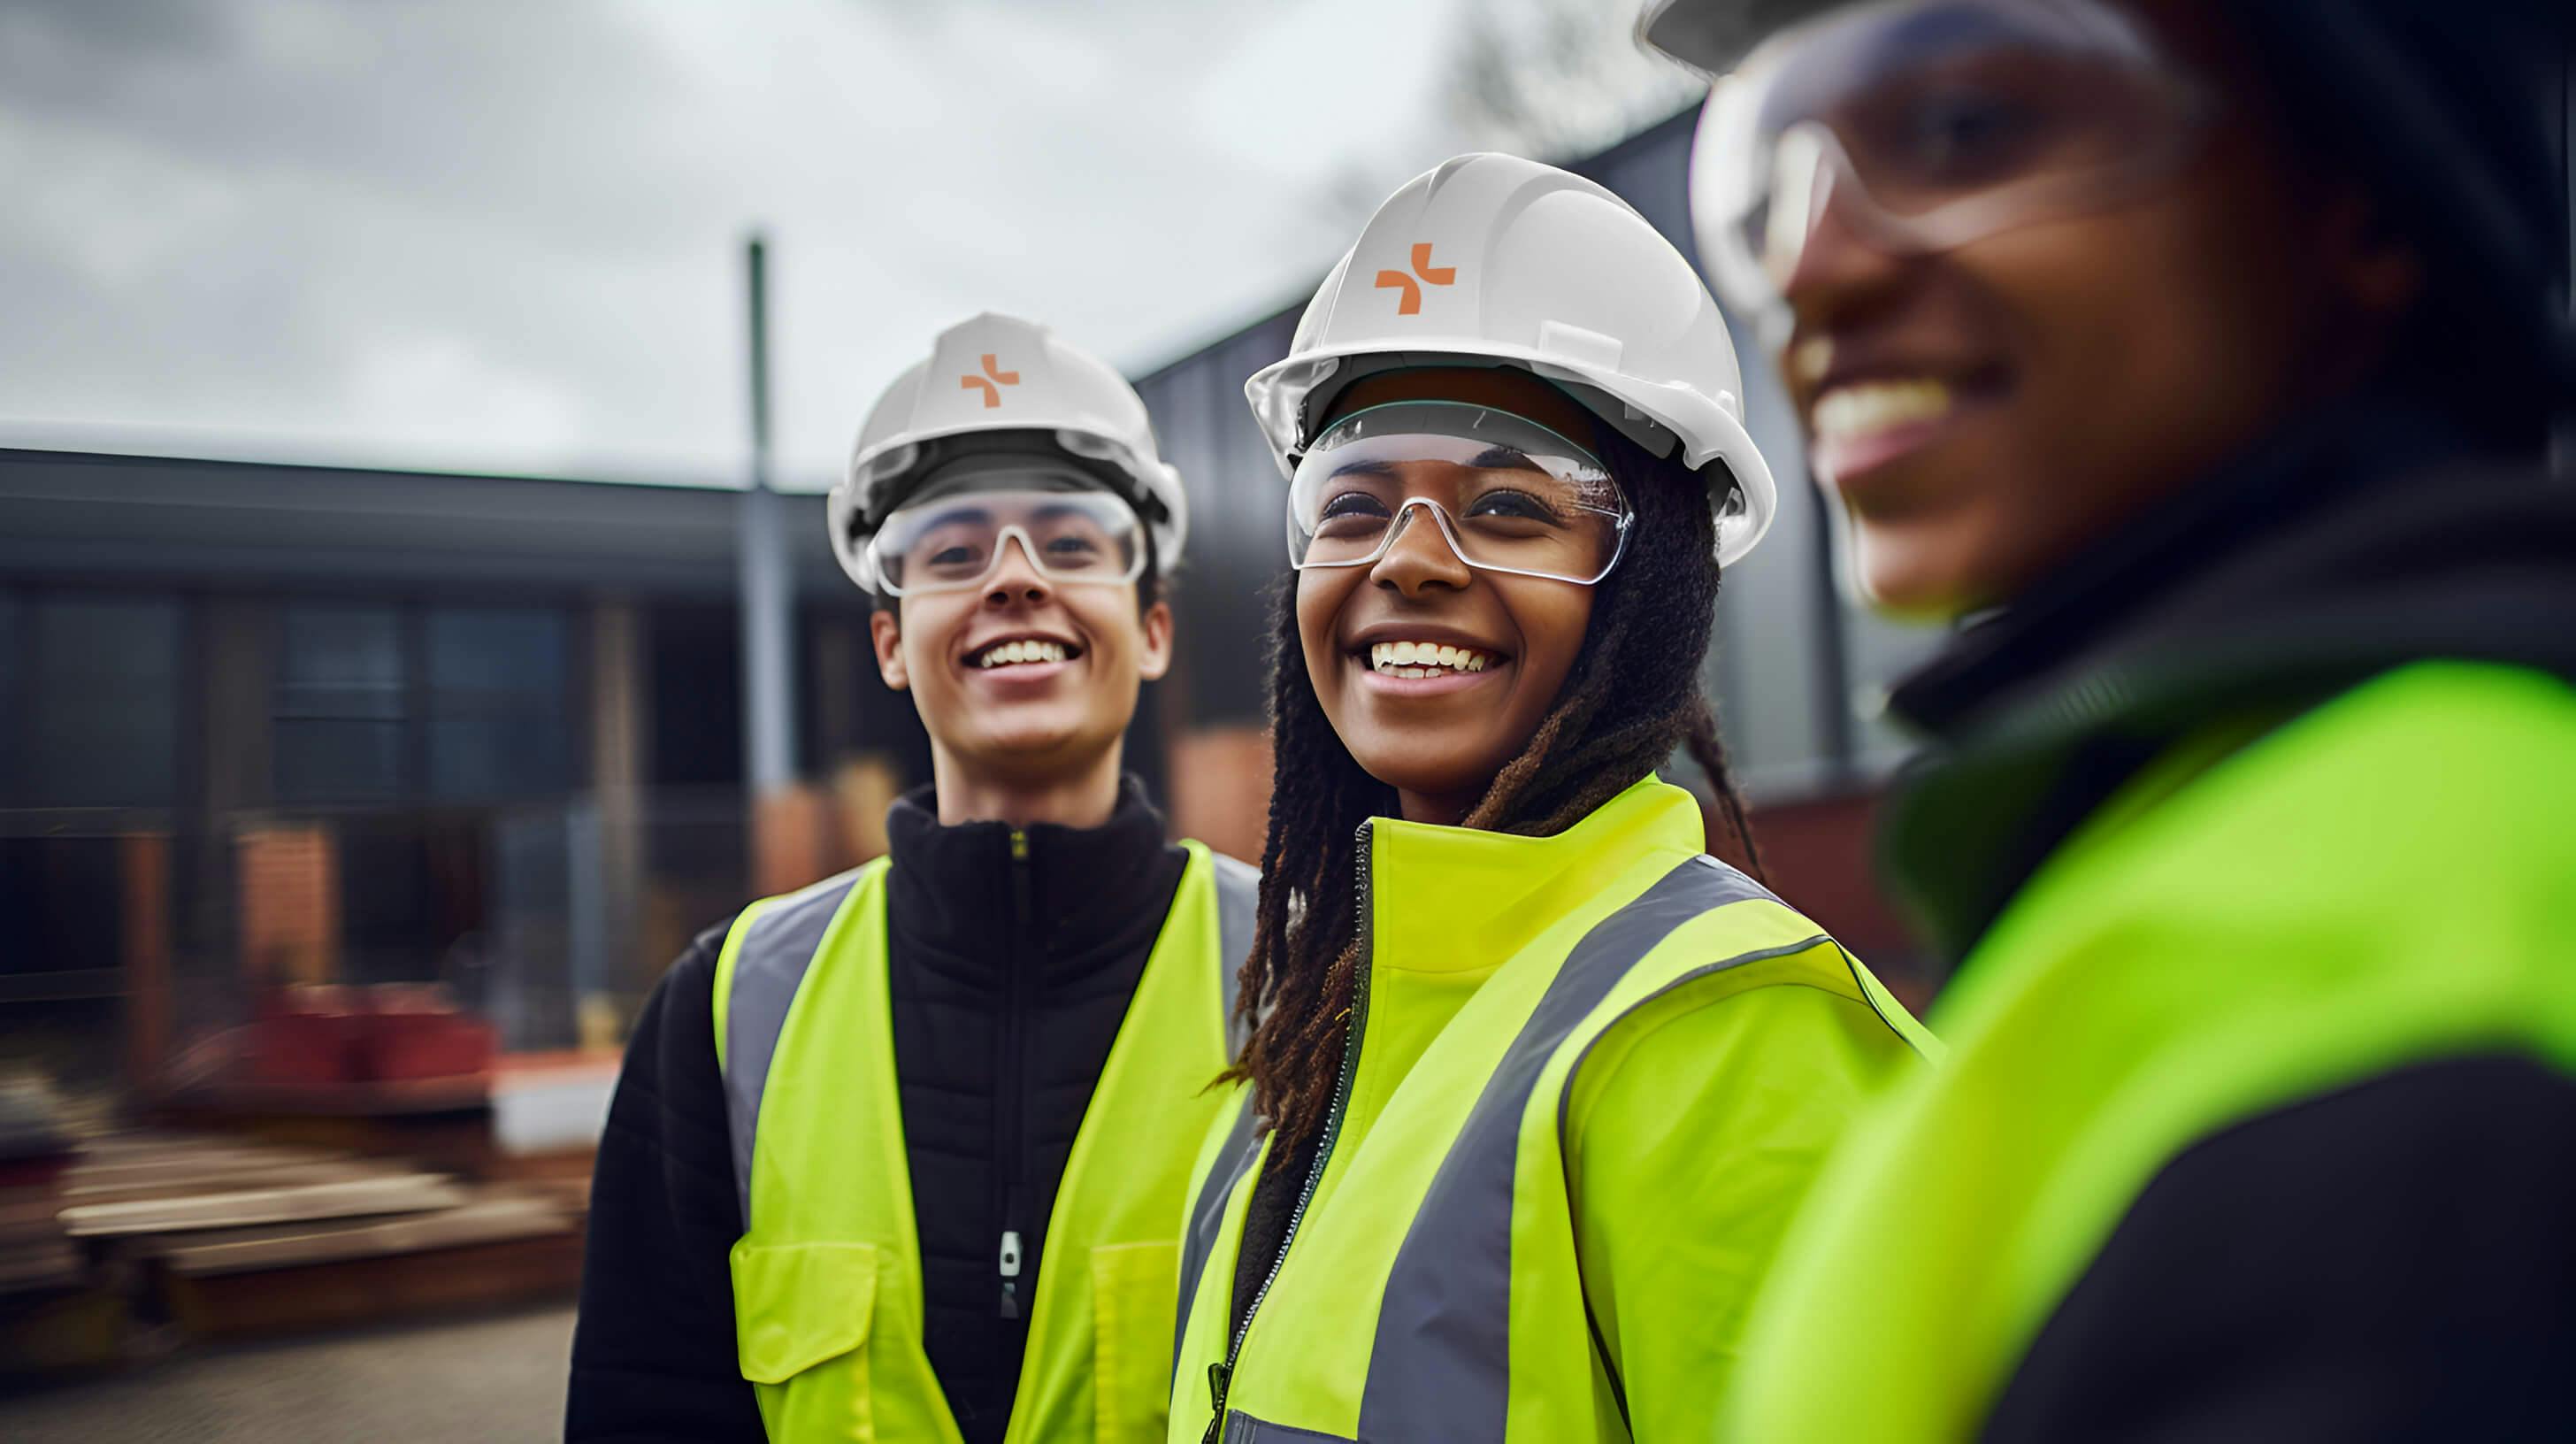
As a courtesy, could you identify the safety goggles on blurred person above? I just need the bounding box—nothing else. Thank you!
[1691,0,2214,315]
[1287,401,1633,585]
[866,484,1148,596]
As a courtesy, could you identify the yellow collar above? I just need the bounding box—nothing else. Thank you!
[1362,776,1707,976]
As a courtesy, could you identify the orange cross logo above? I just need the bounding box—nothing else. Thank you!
[1374,242,1456,316]
[960,353,1020,408]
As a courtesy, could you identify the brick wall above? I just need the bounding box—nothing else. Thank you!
[237,825,339,987]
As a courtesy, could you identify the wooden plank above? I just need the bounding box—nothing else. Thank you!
[149,1190,564,1276]
[58,1159,410,1208]
[165,1231,583,1341]
[61,1173,464,1237]
[61,1142,348,1187]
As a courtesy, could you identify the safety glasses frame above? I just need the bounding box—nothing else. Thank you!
[864,490,1149,598]
[1287,495,1635,588]
[1693,0,2215,315]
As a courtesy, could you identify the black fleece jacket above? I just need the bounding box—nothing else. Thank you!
[567,780,1187,1443]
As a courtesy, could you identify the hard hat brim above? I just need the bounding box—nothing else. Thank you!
[1245,337,1776,569]
[840,420,1188,580]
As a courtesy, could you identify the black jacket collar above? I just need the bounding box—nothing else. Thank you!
[882,775,1183,991]
[1883,395,2576,969]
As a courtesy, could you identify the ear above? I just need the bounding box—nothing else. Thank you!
[1135,599,1174,683]
[870,608,909,692]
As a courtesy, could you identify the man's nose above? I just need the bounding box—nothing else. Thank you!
[984,534,1052,605]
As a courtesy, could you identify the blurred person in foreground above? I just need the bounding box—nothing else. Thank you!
[1639,0,2576,1438]
[568,312,1255,1443]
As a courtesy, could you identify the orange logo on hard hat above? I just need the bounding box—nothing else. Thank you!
[1374,243,1456,316]
[960,353,1021,408]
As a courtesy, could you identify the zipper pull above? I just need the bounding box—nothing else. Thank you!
[1200,1361,1232,1444]
[998,1229,1023,1319]
[1009,828,1028,861]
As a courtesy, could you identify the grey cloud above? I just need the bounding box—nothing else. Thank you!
[0,0,1480,481]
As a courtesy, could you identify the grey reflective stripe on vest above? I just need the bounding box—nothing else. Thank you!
[1224,1412,1356,1442]
[1354,854,1780,1441]
[1211,852,1260,1051]
[721,872,862,1221]
[1174,1098,1264,1392]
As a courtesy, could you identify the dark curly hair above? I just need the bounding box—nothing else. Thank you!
[1223,417,1762,1156]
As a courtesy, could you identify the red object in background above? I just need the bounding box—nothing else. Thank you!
[247,985,366,1088]
[1706,784,1940,1012]
[359,986,495,1082]
[244,983,494,1088]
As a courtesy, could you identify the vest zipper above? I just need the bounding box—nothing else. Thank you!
[1202,818,1376,1443]
[998,826,1031,1320]
[998,1227,1024,1320]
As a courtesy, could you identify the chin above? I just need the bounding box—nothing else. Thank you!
[1856,569,1971,624]
[1851,522,2007,623]
[1353,752,1499,809]
[966,720,1092,763]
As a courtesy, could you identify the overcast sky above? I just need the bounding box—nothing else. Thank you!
[1,0,1697,488]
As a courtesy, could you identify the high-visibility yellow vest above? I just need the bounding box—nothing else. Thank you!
[1726,663,2576,1440]
[715,841,1256,1443]
[1163,779,1935,1442]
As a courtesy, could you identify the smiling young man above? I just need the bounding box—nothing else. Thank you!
[568,313,1257,1444]
[1642,0,2576,1438]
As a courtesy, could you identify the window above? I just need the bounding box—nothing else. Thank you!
[26,595,180,809]
[274,603,408,803]
[426,607,573,800]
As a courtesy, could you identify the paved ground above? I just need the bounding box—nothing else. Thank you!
[2,1302,577,1443]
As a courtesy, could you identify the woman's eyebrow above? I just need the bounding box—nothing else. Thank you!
[1468,445,1547,472]
[1326,457,1403,480]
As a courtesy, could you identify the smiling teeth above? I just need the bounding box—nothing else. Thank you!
[1813,379,1954,443]
[977,639,1070,668]
[1368,641,1491,677]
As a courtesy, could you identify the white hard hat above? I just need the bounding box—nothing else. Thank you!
[829,311,1187,591]
[1243,152,1776,568]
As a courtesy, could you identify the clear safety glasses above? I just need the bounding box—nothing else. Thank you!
[865,487,1146,597]
[1287,401,1632,586]
[1692,0,2214,314]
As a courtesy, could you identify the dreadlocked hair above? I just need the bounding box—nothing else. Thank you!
[1223,419,1764,1160]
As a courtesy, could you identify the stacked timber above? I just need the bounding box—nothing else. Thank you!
[1,1124,585,1371]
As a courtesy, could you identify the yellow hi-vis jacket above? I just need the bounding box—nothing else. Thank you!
[1723,663,2576,1440]
[1165,778,1936,1443]
[714,841,1256,1443]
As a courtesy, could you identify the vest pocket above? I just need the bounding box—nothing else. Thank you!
[1090,1240,1181,1443]
[731,1239,880,1440]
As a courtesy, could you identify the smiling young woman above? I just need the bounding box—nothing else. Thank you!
[1162,153,1936,1444]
